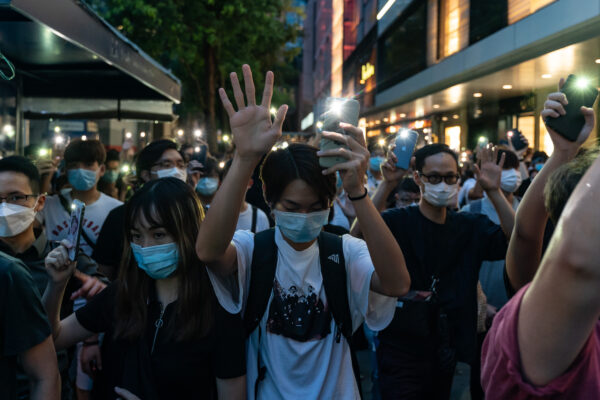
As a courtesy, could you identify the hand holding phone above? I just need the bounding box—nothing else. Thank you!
[508,130,528,152]
[319,98,360,169]
[393,130,418,170]
[545,74,598,142]
[67,200,85,262]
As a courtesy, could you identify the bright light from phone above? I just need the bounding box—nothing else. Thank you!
[218,161,225,169]
[177,129,184,137]
[576,77,590,89]
[125,132,132,139]
[140,132,146,138]
[194,129,202,138]
[316,121,324,130]
[507,131,514,138]
[194,146,201,153]
[329,100,344,116]
[38,148,49,157]
[281,141,289,149]
[222,135,230,143]
[54,135,64,145]
[478,136,487,143]
[121,164,130,173]
[400,129,409,139]
[378,138,385,147]
[81,135,87,141]
[54,126,61,133]
[71,204,76,210]
[270,107,277,116]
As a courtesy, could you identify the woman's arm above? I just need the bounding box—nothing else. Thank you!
[506,78,594,291]
[196,65,287,275]
[518,151,600,386]
[43,241,95,350]
[216,376,246,400]
[319,125,410,297]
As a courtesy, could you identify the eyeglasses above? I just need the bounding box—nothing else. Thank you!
[153,159,186,170]
[0,194,38,206]
[419,173,460,185]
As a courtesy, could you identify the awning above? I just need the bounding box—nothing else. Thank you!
[0,0,181,120]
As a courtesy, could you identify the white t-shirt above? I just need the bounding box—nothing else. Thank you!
[236,204,270,233]
[207,228,396,400]
[40,189,122,256]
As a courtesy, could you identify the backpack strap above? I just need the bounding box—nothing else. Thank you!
[317,231,351,343]
[243,228,277,337]
[58,193,96,251]
[251,205,258,234]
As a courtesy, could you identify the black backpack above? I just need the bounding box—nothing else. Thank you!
[243,228,361,396]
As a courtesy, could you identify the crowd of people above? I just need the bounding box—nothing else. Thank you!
[1,65,599,400]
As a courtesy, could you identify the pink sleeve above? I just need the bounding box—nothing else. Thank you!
[481,284,600,400]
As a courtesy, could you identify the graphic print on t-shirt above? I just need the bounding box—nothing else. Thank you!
[267,278,332,342]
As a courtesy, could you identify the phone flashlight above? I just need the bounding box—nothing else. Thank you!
[507,131,514,138]
[38,148,49,157]
[121,164,130,173]
[576,77,590,89]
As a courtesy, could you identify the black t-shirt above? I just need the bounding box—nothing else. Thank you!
[0,253,51,400]
[75,282,245,400]
[92,204,125,273]
[378,205,507,363]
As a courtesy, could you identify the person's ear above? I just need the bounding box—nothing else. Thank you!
[34,194,46,213]
[99,164,106,177]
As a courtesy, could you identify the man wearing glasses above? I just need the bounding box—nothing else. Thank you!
[352,143,514,399]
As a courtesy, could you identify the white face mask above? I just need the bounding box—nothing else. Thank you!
[156,167,187,182]
[0,201,37,237]
[422,182,458,208]
[500,169,522,193]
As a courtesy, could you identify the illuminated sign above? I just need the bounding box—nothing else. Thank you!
[360,62,375,84]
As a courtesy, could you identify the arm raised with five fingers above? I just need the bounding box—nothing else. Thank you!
[195,65,287,274]
[473,145,515,238]
[318,128,410,296]
[506,78,595,292]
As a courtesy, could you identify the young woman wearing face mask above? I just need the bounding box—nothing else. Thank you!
[196,65,410,400]
[352,143,516,399]
[43,178,246,400]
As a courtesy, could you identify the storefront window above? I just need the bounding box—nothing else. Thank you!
[539,116,554,155]
[517,115,536,150]
[509,0,556,24]
[444,125,461,152]
[438,0,469,59]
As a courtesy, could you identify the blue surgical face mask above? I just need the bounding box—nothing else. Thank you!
[68,168,98,191]
[102,170,119,184]
[196,177,219,196]
[369,156,385,172]
[273,209,330,243]
[535,163,544,172]
[130,242,179,280]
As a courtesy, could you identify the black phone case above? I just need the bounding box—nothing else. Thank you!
[545,75,598,142]
[510,131,527,151]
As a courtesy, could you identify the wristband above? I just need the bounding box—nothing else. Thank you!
[348,188,368,201]
[83,340,100,347]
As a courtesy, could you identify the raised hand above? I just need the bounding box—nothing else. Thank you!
[45,240,77,284]
[219,64,288,162]
[543,78,595,155]
[381,146,410,185]
[69,270,106,300]
[318,123,369,198]
[474,145,505,192]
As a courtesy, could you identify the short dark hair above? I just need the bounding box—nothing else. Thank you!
[497,149,519,170]
[106,149,120,163]
[544,148,599,224]
[260,143,336,208]
[399,177,420,193]
[203,156,219,177]
[0,156,40,193]
[414,144,459,172]
[64,139,106,165]
[135,139,178,175]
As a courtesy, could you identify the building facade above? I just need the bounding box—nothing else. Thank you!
[301,0,600,154]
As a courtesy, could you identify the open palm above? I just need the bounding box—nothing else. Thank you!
[219,65,288,161]
[475,145,504,191]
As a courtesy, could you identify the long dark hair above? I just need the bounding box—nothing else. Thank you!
[114,178,212,341]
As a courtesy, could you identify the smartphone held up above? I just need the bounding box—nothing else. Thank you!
[67,200,85,262]
[393,130,418,170]
[318,97,360,169]
[545,74,599,141]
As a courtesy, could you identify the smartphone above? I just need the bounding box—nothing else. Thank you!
[67,200,85,262]
[508,130,528,151]
[545,74,598,141]
[319,98,360,169]
[190,144,208,166]
[393,130,418,169]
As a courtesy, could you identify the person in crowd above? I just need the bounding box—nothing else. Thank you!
[457,162,480,207]
[351,142,514,399]
[43,178,246,400]
[93,139,188,280]
[515,151,548,197]
[39,139,122,257]
[179,143,194,162]
[504,79,595,295]
[0,156,106,398]
[196,64,410,399]
[462,149,521,309]
[97,149,121,199]
[482,83,599,399]
[0,252,60,400]
[366,144,385,195]
[387,177,421,210]
[222,159,270,233]
[195,156,220,209]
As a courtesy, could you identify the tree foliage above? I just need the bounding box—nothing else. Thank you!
[87,0,302,152]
